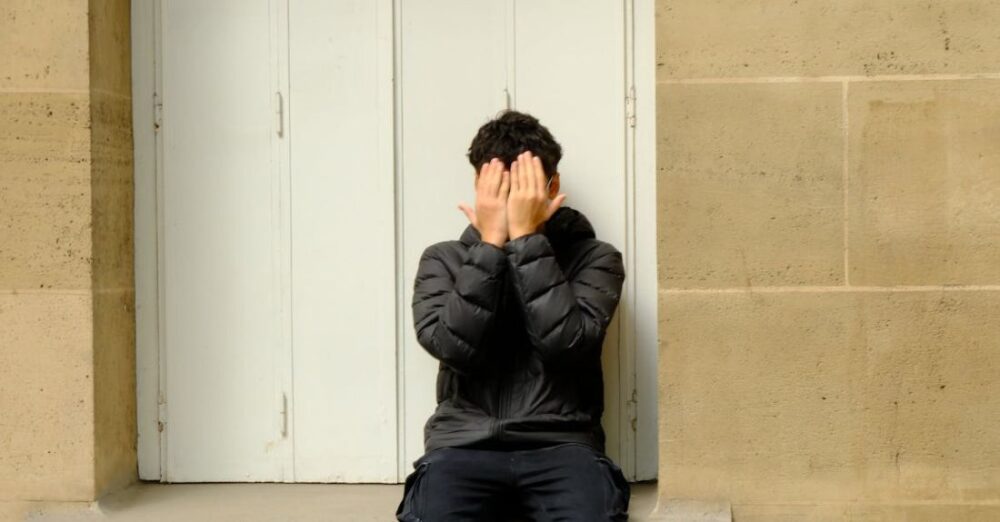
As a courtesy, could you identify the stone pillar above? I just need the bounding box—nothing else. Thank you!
[0,0,135,502]
[655,1,1000,520]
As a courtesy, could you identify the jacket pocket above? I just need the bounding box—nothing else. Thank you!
[395,461,431,521]
[593,455,630,521]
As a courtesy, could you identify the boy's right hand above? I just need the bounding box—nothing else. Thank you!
[458,158,510,248]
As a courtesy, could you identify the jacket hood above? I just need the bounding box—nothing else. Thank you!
[459,205,596,248]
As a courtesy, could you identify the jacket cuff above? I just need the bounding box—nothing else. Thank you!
[468,240,508,275]
[503,232,552,266]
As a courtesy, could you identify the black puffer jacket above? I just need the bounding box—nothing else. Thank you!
[412,205,625,454]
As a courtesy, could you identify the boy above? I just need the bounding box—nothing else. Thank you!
[397,110,628,521]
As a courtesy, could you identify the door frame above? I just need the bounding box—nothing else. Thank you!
[132,0,658,482]
[622,0,659,482]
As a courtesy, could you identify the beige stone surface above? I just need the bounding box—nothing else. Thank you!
[658,82,844,288]
[1,0,137,504]
[88,0,132,96]
[0,93,93,290]
[0,0,90,91]
[656,0,1000,517]
[92,288,137,498]
[89,91,133,291]
[735,503,1000,522]
[656,0,1000,80]
[88,10,137,496]
[855,291,1000,503]
[0,293,95,501]
[659,290,863,503]
[658,289,1000,509]
[848,80,1000,286]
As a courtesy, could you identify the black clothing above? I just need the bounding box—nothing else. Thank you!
[395,442,630,521]
[411,205,626,455]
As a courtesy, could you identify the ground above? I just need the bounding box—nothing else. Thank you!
[1,482,658,521]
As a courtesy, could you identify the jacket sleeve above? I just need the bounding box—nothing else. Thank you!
[504,232,625,366]
[411,241,507,374]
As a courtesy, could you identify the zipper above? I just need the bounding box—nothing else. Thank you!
[498,375,508,419]
[497,375,509,427]
[487,385,502,440]
[498,341,519,421]
[491,277,514,438]
[491,367,507,439]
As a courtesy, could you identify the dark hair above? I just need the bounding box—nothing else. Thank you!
[467,109,562,179]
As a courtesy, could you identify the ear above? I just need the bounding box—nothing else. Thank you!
[546,173,560,198]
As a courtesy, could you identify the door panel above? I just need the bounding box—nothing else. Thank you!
[160,0,286,481]
[289,0,397,482]
[513,0,628,466]
[399,0,508,469]
[398,0,629,470]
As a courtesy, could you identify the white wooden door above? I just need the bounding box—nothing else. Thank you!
[515,0,631,473]
[157,0,397,482]
[159,0,292,481]
[397,0,508,477]
[288,0,397,483]
[145,0,647,483]
[398,0,631,474]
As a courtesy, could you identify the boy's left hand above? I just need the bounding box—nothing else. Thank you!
[507,151,566,240]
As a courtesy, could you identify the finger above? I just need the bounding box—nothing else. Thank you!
[544,193,566,220]
[487,158,502,195]
[511,160,520,193]
[493,158,505,194]
[524,152,538,196]
[499,169,510,198]
[476,162,490,196]
[458,202,477,225]
[518,158,527,194]
[518,151,535,197]
[520,157,529,195]
[522,152,533,191]
[524,151,540,196]
[532,155,546,194]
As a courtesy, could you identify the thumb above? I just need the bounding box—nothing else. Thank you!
[457,202,477,226]
[545,194,567,220]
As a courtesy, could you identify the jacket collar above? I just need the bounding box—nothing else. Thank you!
[458,205,596,248]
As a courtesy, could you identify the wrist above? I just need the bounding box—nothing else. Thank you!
[508,227,538,240]
[481,234,507,248]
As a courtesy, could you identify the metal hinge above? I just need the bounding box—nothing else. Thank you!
[627,387,638,432]
[157,389,167,432]
[503,87,512,110]
[280,392,289,438]
[153,92,163,132]
[625,85,636,128]
[275,91,284,137]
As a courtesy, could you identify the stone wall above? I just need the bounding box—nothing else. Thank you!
[0,0,135,501]
[655,1,1000,520]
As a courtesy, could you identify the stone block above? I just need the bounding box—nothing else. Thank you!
[0,292,95,501]
[658,82,844,288]
[847,80,1000,286]
[658,289,1000,505]
[0,0,89,90]
[0,93,92,290]
[656,0,1000,79]
[90,91,134,291]
[88,0,132,96]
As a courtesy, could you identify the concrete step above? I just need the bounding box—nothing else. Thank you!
[2,481,659,521]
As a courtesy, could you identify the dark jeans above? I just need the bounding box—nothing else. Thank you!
[395,442,630,521]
